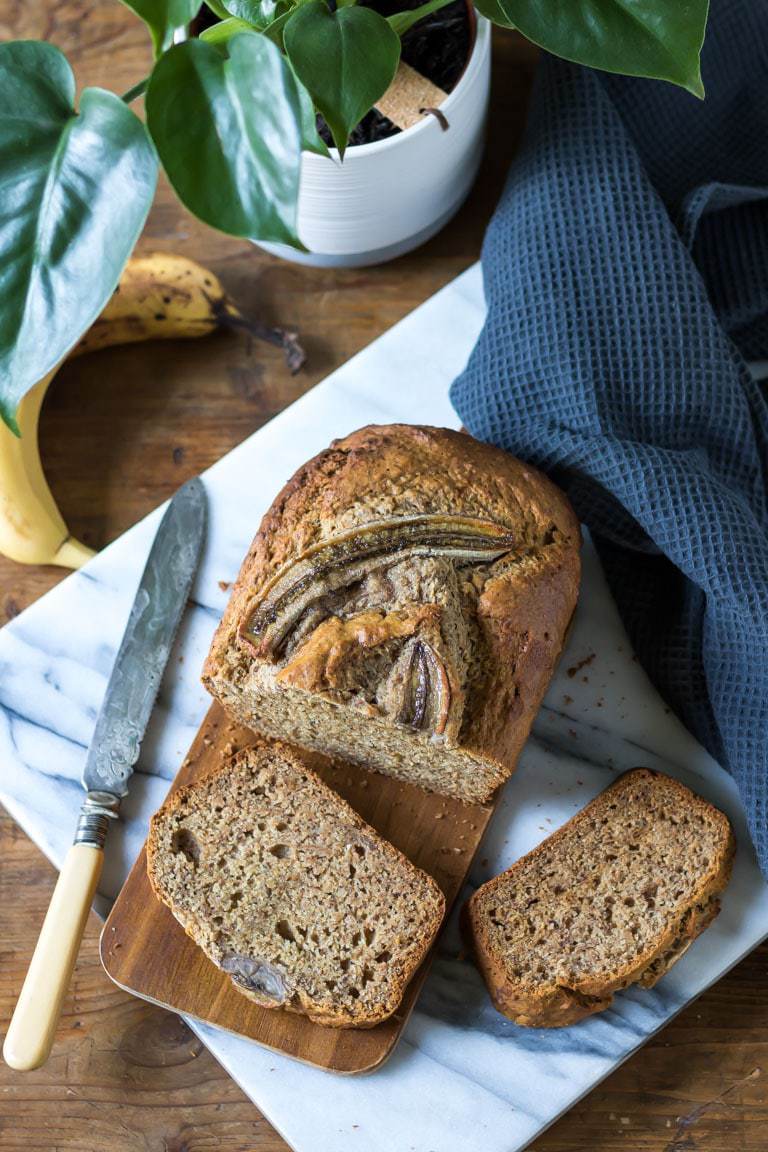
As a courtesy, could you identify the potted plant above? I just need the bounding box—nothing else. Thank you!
[0,0,709,434]
[247,0,493,268]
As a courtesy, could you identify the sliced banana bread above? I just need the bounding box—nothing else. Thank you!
[147,737,445,1028]
[465,769,735,1027]
[203,424,581,804]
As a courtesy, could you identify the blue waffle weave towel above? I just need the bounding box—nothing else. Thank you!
[450,1,768,873]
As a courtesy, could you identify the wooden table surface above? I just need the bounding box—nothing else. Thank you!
[1,5,766,1150]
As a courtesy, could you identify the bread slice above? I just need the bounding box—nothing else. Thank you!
[147,737,445,1028]
[203,425,580,805]
[464,769,735,1027]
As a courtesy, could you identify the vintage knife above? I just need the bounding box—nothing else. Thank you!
[3,477,206,1072]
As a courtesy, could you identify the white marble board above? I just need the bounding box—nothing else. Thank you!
[1,264,767,1152]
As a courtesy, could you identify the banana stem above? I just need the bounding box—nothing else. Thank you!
[217,305,307,375]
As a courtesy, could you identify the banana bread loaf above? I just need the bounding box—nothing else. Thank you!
[203,424,581,803]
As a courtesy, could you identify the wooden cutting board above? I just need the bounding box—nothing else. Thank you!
[100,701,499,1074]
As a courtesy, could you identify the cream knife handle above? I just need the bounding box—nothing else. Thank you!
[3,843,103,1071]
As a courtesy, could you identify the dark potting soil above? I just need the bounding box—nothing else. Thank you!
[385,0,471,93]
[317,0,471,147]
[190,1,471,149]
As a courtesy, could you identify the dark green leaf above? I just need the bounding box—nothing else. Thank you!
[475,0,709,96]
[146,36,304,245]
[220,0,284,25]
[195,22,327,155]
[120,0,202,57]
[289,65,330,157]
[0,41,157,433]
[284,1,400,155]
[388,0,452,37]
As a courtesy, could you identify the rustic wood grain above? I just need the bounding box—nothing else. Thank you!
[102,704,497,1072]
[1,2,767,1149]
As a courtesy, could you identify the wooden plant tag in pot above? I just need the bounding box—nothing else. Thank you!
[376,62,448,132]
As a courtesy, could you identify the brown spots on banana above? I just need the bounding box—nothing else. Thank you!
[69,253,305,369]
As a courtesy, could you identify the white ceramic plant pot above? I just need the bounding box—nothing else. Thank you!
[260,14,491,268]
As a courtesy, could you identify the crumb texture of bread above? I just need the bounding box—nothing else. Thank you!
[203,425,581,804]
[465,769,735,1027]
[147,738,445,1028]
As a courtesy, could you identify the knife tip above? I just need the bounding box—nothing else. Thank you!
[177,475,206,504]
[171,477,208,537]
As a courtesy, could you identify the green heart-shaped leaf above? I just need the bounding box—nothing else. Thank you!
[219,0,284,23]
[146,35,304,245]
[474,0,709,96]
[284,0,400,155]
[120,0,202,57]
[196,26,328,156]
[195,20,327,158]
[0,41,157,432]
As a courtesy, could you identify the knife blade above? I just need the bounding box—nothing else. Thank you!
[76,476,207,842]
[3,477,206,1072]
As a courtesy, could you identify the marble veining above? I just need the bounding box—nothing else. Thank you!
[1,264,767,1152]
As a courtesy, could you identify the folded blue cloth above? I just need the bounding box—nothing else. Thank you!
[450,1,768,873]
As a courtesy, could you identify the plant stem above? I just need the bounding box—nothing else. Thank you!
[121,77,149,104]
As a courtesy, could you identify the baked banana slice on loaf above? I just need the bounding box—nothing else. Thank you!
[203,424,581,803]
[464,768,735,1027]
[147,737,445,1028]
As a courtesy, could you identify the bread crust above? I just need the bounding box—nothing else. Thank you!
[147,736,445,1028]
[203,425,581,802]
[464,769,736,1027]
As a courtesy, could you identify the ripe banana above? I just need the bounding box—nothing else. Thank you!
[0,253,305,569]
